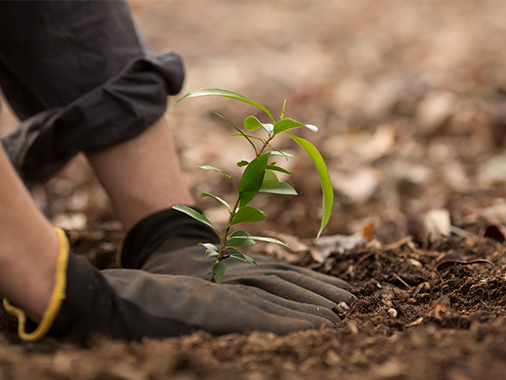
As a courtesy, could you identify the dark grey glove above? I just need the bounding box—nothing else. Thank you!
[120,208,355,315]
[8,230,342,343]
[9,209,351,343]
[46,253,339,341]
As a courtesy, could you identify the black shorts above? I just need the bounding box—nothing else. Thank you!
[0,0,185,182]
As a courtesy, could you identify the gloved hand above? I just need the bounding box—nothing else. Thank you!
[120,208,355,313]
[95,268,342,338]
[6,229,340,342]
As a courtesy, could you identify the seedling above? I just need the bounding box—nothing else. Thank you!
[173,88,333,283]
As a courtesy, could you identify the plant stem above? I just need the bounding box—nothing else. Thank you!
[227,175,240,191]
[210,195,240,283]
[217,195,241,261]
[257,134,275,157]
[211,130,275,282]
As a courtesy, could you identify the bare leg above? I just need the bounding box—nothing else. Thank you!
[85,117,194,232]
[0,146,58,320]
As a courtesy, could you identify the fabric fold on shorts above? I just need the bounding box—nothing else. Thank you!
[1,51,184,183]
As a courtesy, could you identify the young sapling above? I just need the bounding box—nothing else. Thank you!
[173,88,333,283]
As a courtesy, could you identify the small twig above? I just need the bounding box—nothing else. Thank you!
[384,236,412,251]
[450,225,475,238]
[393,273,412,289]
[435,259,497,281]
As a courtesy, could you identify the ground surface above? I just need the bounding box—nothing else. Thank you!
[2,1,506,379]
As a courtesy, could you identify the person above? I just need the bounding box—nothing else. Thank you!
[0,1,354,342]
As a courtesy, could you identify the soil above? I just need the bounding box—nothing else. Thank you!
[3,235,506,380]
[2,1,506,379]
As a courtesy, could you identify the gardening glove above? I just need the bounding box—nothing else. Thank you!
[119,208,355,312]
[3,228,339,342]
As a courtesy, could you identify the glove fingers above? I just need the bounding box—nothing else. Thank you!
[227,285,336,330]
[225,275,340,309]
[104,270,320,337]
[286,266,350,288]
[268,271,355,305]
[241,256,350,288]
[239,286,341,325]
[142,247,351,295]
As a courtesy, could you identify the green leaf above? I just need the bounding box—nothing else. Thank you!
[273,118,306,135]
[226,234,289,248]
[227,231,256,247]
[239,152,271,208]
[273,118,318,134]
[176,88,275,123]
[270,150,295,158]
[249,236,289,247]
[199,165,230,176]
[200,192,231,211]
[230,134,264,142]
[230,206,267,226]
[205,250,219,259]
[230,253,257,266]
[244,116,262,131]
[266,163,294,176]
[199,243,220,258]
[262,123,274,134]
[199,242,219,251]
[261,170,280,190]
[304,124,319,133]
[172,205,221,237]
[286,132,333,241]
[229,230,251,238]
[223,246,245,255]
[212,261,226,284]
[237,160,249,167]
[259,181,297,195]
[225,237,256,248]
[280,99,287,119]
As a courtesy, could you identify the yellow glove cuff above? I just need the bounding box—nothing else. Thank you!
[3,227,69,342]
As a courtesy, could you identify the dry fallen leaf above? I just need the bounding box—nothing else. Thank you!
[481,200,506,225]
[314,233,367,261]
[416,91,457,134]
[424,209,452,242]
